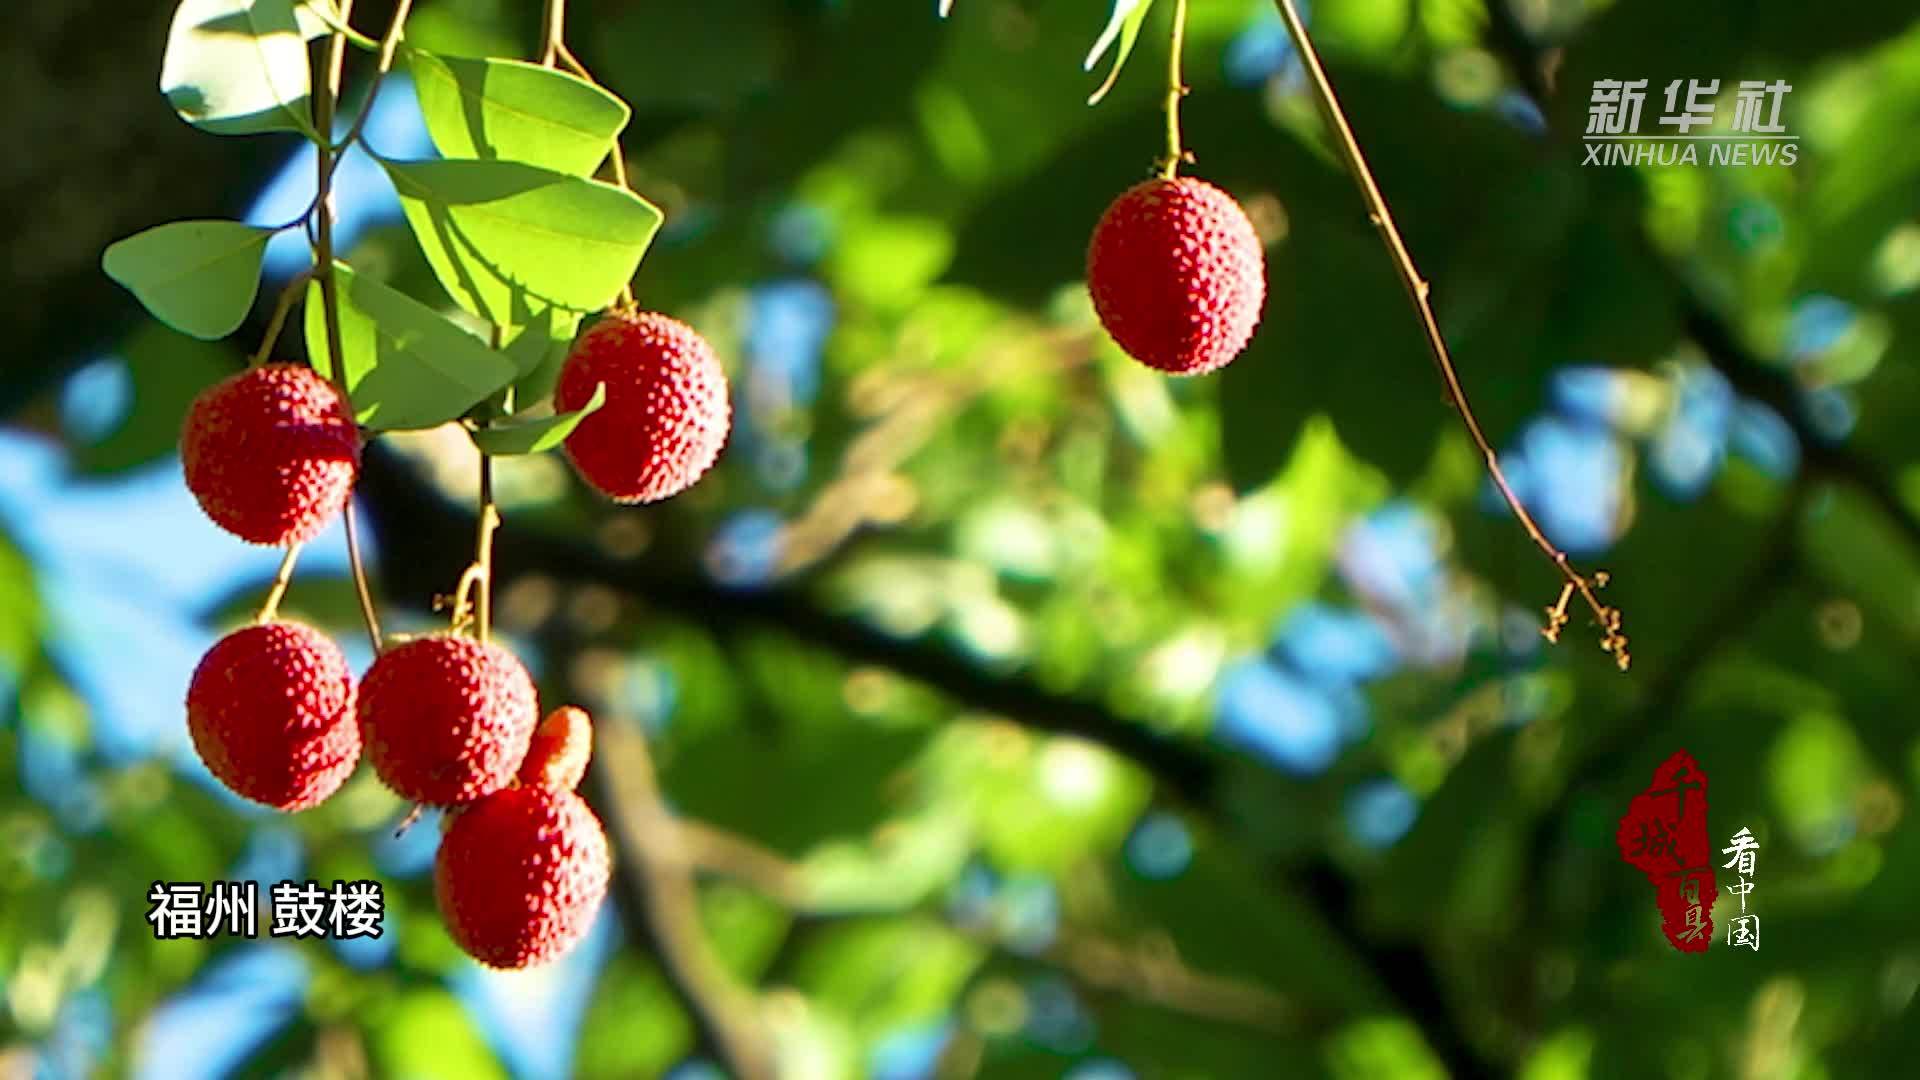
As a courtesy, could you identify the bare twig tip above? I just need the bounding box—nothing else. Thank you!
[393,804,425,837]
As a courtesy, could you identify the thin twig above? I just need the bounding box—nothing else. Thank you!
[547,41,630,188]
[541,0,566,67]
[474,456,498,644]
[296,0,378,50]
[392,804,425,838]
[341,495,382,650]
[1160,0,1191,178]
[247,271,311,367]
[460,327,508,643]
[325,0,415,179]
[314,0,384,655]
[447,563,486,633]
[255,543,304,623]
[548,38,637,307]
[1268,0,1628,669]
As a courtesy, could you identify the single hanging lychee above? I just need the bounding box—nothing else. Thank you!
[518,705,593,792]
[555,310,730,503]
[185,621,359,811]
[1086,176,1266,376]
[181,362,359,545]
[356,635,538,806]
[434,784,611,968]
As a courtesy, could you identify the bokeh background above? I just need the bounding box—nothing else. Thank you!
[5,0,1920,1076]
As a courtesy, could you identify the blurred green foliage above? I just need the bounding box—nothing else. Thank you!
[6,0,1920,1078]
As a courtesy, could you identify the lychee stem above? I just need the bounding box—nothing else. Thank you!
[475,455,499,644]
[448,453,502,641]
[393,803,425,838]
[312,1,386,658]
[1160,0,1191,180]
[324,0,413,174]
[1268,0,1629,670]
[254,542,304,624]
[544,5,639,309]
[541,0,566,68]
[247,271,310,368]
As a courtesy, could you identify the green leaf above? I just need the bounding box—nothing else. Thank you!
[1084,0,1158,105]
[469,382,604,455]
[503,305,575,376]
[380,157,664,325]
[304,263,519,431]
[101,220,274,340]
[161,0,322,138]
[504,306,581,404]
[407,50,630,177]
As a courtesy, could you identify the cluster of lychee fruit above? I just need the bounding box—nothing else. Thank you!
[178,307,731,968]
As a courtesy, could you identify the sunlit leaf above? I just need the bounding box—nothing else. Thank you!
[293,0,372,46]
[1084,0,1158,105]
[101,220,274,340]
[469,382,604,455]
[304,262,519,430]
[161,0,322,138]
[503,305,582,407]
[380,157,663,324]
[407,51,630,177]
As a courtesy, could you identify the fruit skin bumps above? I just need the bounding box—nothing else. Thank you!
[1086,176,1267,376]
[555,310,731,503]
[185,622,360,811]
[435,707,610,969]
[181,363,360,545]
[356,635,539,806]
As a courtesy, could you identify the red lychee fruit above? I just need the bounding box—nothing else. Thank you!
[434,785,611,968]
[1086,176,1266,376]
[185,621,359,811]
[555,310,730,504]
[518,705,592,792]
[356,635,538,806]
[181,362,359,545]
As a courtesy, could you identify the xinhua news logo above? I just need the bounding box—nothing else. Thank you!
[1584,79,1797,167]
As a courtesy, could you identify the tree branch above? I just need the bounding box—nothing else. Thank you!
[1268,0,1628,668]
[356,446,1226,806]
[354,444,1495,1077]
[584,722,777,1079]
[673,815,1317,1038]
